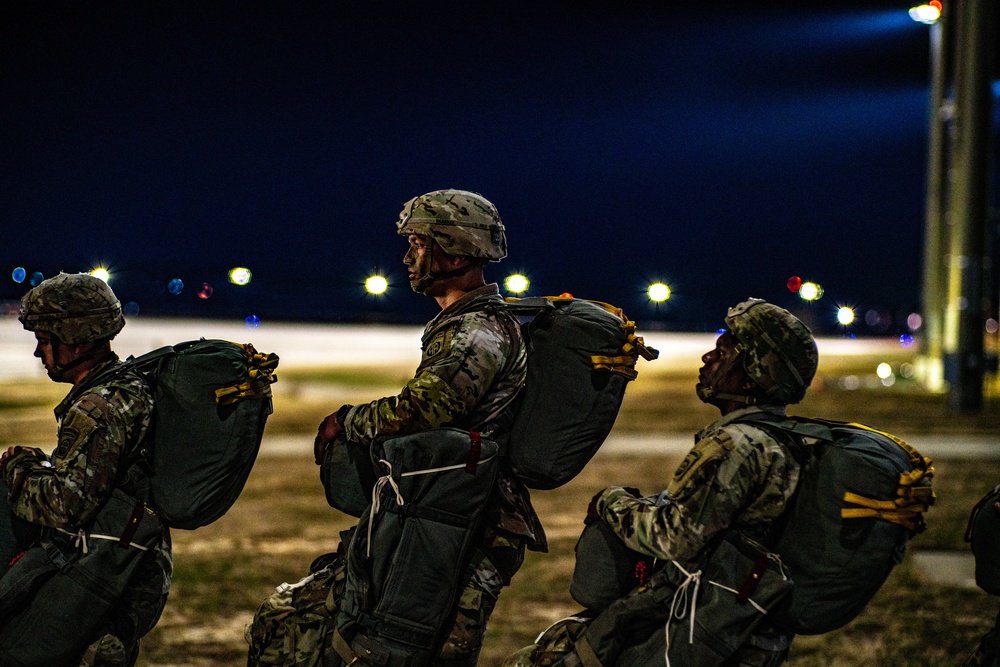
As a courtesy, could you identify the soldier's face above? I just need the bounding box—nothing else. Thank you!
[697,332,752,399]
[33,332,62,381]
[403,234,432,289]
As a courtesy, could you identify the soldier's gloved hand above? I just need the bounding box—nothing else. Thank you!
[585,490,605,525]
[314,411,345,465]
[0,446,23,473]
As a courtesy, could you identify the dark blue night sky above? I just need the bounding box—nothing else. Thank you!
[1,1,976,333]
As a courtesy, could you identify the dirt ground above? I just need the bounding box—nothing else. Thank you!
[136,452,998,667]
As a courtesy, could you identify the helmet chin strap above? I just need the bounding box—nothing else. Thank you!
[695,345,758,406]
[49,340,112,379]
[410,243,481,293]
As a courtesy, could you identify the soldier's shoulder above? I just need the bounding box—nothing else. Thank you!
[75,368,153,420]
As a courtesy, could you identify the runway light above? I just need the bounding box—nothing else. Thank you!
[836,306,855,326]
[198,283,214,299]
[167,278,184,295]
[876,362,893,379]
[787,276,802,293]
[909,3,941,24]
[11,267,26,283]
[365,275,388,295]
[647,282,671,303]
[29,272,45,287]
[504,274,529,294]
[799,282,822,301]
[90,267,110,283]
[229,267,252,286]
[245,314,261,329]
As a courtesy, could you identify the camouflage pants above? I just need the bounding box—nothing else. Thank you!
[434,529,527,666]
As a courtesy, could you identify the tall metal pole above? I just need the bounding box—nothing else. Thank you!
[943,0,993,412]
[919,15,948,392]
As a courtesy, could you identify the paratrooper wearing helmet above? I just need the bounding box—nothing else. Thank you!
[18,271,125,381]
[0,272,171,665]
[311,190,542,666]
[555,299,817,667]
[395,188,507,294]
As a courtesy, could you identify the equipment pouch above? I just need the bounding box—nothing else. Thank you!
[336,427,500,664]
[578,530,792,667]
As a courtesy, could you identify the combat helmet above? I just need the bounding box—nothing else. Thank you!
[396,189,507,261]
[19,272,125,345]
[724,298,818,405]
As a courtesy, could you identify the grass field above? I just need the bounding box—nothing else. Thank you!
[1,346,998,666]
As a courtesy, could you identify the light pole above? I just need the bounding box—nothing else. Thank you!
[912,2,948,392]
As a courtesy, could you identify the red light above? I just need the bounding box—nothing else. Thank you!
[930,0,942,10]
[787,276,802,293]
[559,292,573,298]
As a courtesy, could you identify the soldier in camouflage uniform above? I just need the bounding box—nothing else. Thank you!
[507,298,818,667]
[314,189,545,666]
[0,273,171,666]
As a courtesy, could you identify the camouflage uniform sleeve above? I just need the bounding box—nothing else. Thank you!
[4,384,150,530]
[343,312,507,445]
[596,424,797,562]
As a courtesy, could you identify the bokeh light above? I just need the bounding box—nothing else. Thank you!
[986,319,999,335]
[504,274,530,294]
[647,282,671,303]
[786,276,802,293]
[198,283,214,299]
[229,267,252,286]
[11,267,26,283]
[798,282,822,301]
[365,275,389,295]
[245,314,261,329]
[909,3,941,24]
[907,313,923,331]
[123,302,140,316]
[90,267,110,283]
[899,334,915,348]
[167,278,184,295]
[836,306,855,326]
[876,362,893,379]
[30,272,44,287]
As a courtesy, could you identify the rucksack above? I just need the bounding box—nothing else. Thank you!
[966,483,1000,595]
[503,296,659,489]
[101,339,279,529]
[740,414,935,635]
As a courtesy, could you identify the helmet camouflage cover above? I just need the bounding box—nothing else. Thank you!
[396,189,507,260]
[19,272,125,344]
[725,298,818,405]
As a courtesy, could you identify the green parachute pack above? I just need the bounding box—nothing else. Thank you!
[94,338,279,529]
[740,414,935,635]
[503,296,659,489]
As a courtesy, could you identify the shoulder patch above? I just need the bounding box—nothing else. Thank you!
[421,327,453,365]
[668,431,736,495]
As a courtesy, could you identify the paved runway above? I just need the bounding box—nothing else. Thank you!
[1,315,908,380]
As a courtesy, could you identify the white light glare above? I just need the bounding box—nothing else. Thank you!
[89,267,111,283]
[229,267,252,286]
[505,274,530,294]
[836,306,855,326]
[799,282,822,301]
[365,275,388,295]
[876,363,893,380]
[647,282,671,303]
[909,4,941,24]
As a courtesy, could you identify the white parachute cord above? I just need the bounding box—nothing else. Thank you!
[664,561,702,667]
[367,459,405,559]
